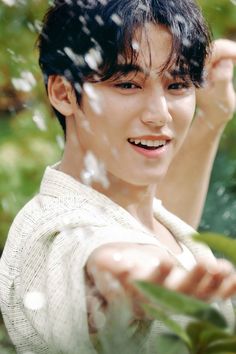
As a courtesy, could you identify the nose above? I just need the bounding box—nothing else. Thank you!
[141,90,172,127]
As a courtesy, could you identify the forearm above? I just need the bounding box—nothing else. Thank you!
[158,114,226,229]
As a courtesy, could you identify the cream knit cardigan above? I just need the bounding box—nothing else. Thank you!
[0,165,234,353]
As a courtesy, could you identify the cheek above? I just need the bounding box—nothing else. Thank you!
[76,100,124,153]
[85,97,136,138]
[173,95,196,131]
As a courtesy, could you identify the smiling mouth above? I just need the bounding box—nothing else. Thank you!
[127,138,168,150]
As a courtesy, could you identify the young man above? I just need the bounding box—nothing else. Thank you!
[0,1,236,353]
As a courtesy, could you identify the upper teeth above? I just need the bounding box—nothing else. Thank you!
[129,138,167,147]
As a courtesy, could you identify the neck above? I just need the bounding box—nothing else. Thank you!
[61,158,158,231]
[59,117,158,232]
[95,175,158,231]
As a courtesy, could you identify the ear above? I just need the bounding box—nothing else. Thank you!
[47,75,76,116]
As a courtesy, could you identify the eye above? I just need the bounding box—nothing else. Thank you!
[114,82,142,90]
[168,82,191,91]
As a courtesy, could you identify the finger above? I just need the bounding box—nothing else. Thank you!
[169,263,208,295]
[216,258,235,275]
[116,260,174,308]
[209,39,236,65]
[194,271,226,300]
[143,261,174,284]
[196,260,235,300]
[125,260,174,319]
[123,260,174,292]
[210,59,234,83]
[163,266,189,291]
[218,274,236,299]
[92,270,126,301]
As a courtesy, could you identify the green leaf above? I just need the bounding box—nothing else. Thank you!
[199,326,231,346]
[136,282,227,329]
[186,321,231,353]
[143,303,192,349]
[205,337,236,353]
[155,334,190,354]
[193,233,236,266]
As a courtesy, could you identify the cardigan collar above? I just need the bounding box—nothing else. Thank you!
[40,163,207,261]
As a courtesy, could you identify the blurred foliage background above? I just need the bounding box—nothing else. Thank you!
[0,0,236,351]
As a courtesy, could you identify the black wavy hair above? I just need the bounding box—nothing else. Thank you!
[37,0,211,133]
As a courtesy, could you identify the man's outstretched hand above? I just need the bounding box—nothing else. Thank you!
[86,243,236,320]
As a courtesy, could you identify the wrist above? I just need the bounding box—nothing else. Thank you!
[193,109,227,138]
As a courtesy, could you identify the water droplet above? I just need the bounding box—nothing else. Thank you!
[81,169,93,185]
[132,41,140,51]
[32,110,47,131]
[34,20,43,33]
[175,14,186,25]
[84,47,103,71]
[111,147,119,159]
[12,71,36,92]
[95,15,104,26]
[24,291,46,311]
[222,210,231,220]
[217,186,225,197]
[190,59,199,67]
[83,83,98,100]
[1,0,16,6]
[83,83,103,114]
[137,3,148,11]
[80,151,110,188]
[218,102,230,113]
[182,38,191,47]
[1,198,10,212]
[64,47,85,66]
[56,135,65,150]
[98,0,108,5]
[81,119,93,134]
[111,13,122,26]
[82,26,90,35]
[7,48,15,55]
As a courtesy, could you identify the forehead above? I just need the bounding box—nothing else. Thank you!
[129,24,173,75]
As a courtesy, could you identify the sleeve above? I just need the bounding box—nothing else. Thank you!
[19,221,157,354]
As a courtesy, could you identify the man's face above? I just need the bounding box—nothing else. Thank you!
[72,24,196,187]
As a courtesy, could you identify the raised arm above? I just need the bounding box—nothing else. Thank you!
[158,39,236,229]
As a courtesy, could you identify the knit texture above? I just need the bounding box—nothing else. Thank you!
[0,165,234,353]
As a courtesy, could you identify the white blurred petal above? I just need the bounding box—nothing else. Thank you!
[12,71,36,92]
[24,291,45,311]
[81,151,110,189]
[32,111,47,131]
[1,0,16,6]
[84,48,103,70]
[111,13,122,26]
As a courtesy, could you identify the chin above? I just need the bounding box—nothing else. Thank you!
[120,171,168,187]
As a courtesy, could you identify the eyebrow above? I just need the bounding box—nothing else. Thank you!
[113,63,191,79]
[113,63,147,76]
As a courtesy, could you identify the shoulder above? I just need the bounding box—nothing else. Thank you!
[0,192,100,277]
